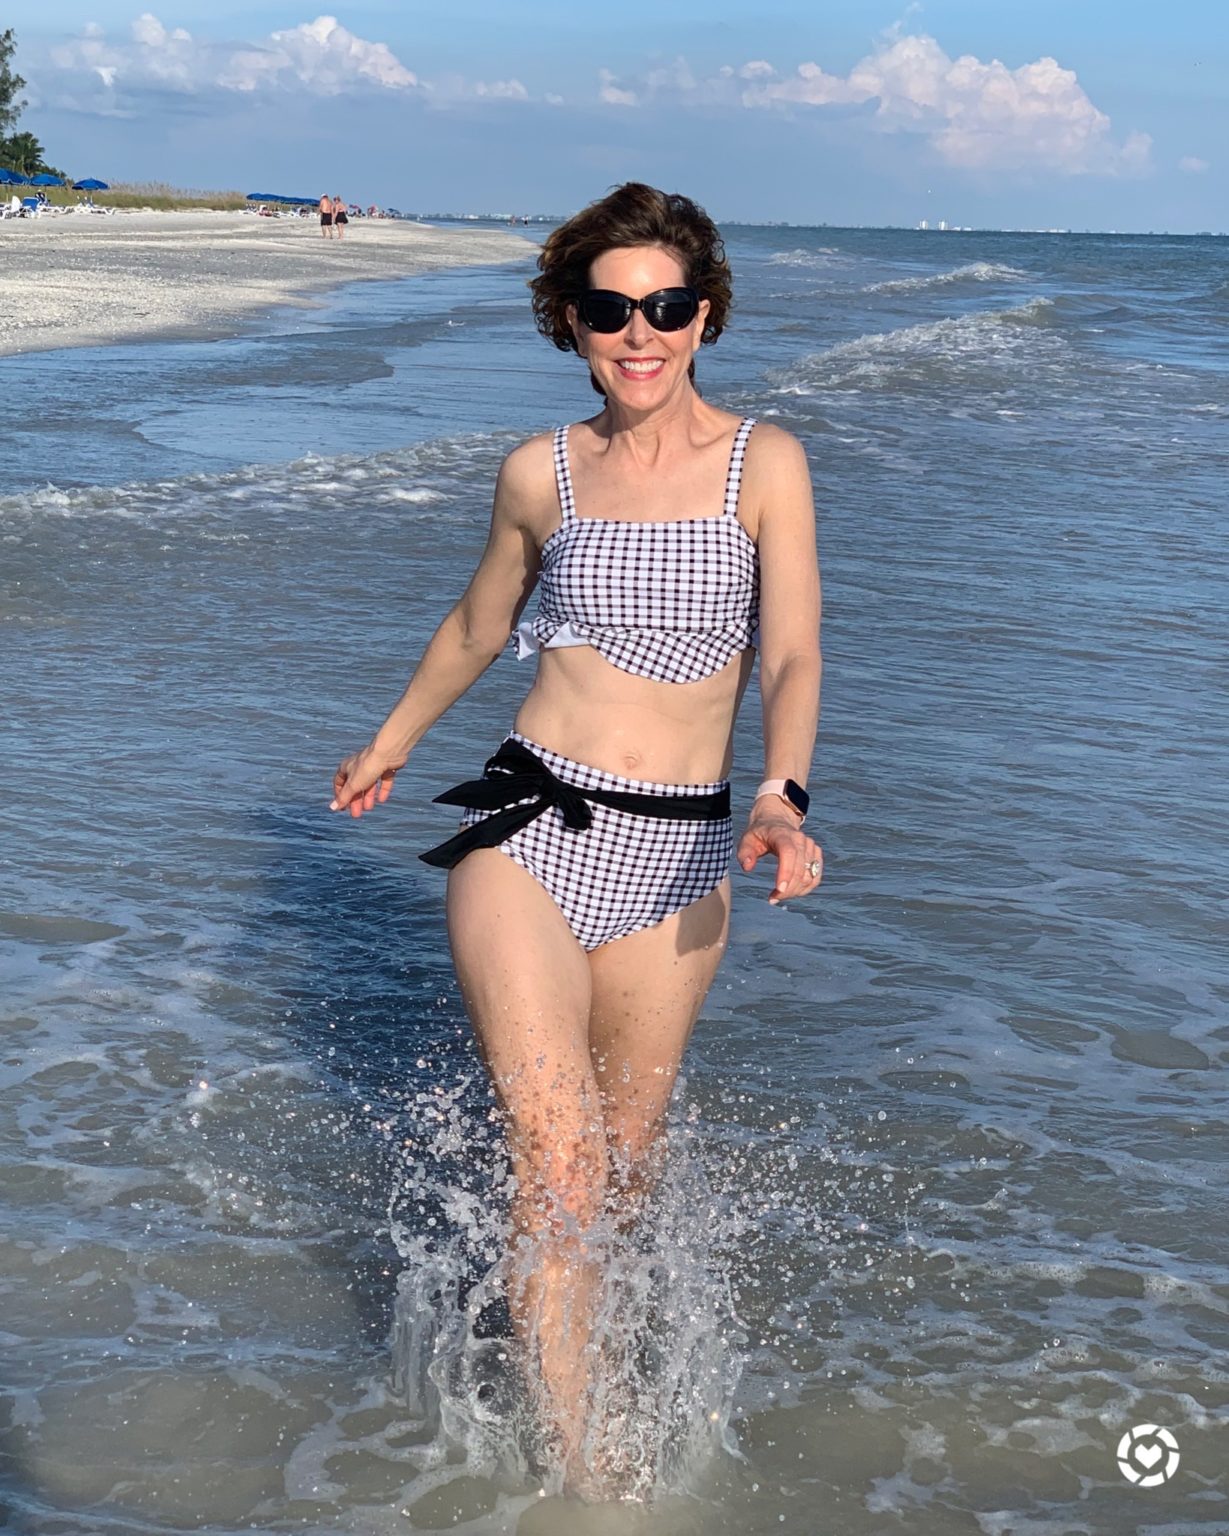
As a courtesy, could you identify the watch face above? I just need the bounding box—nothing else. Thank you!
[784,779,810,817]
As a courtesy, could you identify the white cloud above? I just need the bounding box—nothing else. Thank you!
[250,16,416,92]
[1178,155,1209,173]
[471,78,528,100]
[745,58,865,108]
[44,13,529,110]
[598,68,637,107]
[131,13,191,51]
[599,30,1151,177]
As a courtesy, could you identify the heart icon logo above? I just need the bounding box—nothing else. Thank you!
[1116,1424,1180,1487]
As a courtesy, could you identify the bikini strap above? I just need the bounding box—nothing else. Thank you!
[553,424,576,521]
[723,418,756,517]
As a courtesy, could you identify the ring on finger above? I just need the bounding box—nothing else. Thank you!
[805,858,822,879]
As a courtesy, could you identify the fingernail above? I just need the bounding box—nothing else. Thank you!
[329,800,339,810]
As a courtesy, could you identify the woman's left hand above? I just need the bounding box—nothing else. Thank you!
[737,815,823,904]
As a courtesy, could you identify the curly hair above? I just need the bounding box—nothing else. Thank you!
[529,182,733,394]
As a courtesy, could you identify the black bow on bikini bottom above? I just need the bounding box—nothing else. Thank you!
[418,738,730,869]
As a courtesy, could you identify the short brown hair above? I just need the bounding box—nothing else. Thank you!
[530,182,733,392]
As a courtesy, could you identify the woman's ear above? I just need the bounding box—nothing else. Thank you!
[566,301,587,355]
[695,295,711,344]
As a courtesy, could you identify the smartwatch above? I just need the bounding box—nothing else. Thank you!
[755,777,810,822]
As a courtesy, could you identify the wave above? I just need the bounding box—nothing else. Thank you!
[864,261,1029,295]
[0,431,517,526]
[766,298,1064,396]
[767,247,843,268]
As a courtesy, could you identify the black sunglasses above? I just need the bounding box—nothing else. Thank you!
[576,286,700,334]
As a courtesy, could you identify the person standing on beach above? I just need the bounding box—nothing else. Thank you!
[330,182,822,1500]
[318,193,333,238]
[332,196,348,239]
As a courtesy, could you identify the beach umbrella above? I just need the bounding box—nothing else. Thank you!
[0,168,29,184]
[72,178,109,191]
[30,173,65,186]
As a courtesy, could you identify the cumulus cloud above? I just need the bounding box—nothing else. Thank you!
[228,16,417,93]
[44,12,525,111]
[1178,155,1209,173]
[598,30,1151,176]
[598,68,637,107]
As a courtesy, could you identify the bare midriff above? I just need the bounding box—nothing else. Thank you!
[512,643,756,784]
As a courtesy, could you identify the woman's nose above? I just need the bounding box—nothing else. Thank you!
[624,308,654,346]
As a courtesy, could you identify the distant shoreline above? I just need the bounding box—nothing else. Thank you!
[0,209,537,359]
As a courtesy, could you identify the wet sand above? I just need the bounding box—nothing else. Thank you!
[0,208,536,357]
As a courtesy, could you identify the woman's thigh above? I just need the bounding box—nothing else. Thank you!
[446,848,604,1223]
[586,878,730,1159]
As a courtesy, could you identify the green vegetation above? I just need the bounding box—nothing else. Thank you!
[0,27,25,139]
[42,181,249,211]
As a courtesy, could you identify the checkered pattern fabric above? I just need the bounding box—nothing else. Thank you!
[512,418,759,681]
[458,732,733,950]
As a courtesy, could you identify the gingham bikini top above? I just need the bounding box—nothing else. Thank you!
[513,418,759,682]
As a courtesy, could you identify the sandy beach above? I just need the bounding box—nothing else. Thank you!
[0,208,536,357]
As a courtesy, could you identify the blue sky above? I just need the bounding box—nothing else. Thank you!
[8,2,1225,230]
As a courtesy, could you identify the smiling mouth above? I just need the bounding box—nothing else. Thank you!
[616,358,666,377]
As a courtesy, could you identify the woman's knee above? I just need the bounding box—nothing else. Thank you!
[506,1120,609,1235]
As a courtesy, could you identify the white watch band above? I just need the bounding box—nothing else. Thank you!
[755,778,804,820]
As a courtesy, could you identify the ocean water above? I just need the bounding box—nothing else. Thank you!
[2,225,1227,1532]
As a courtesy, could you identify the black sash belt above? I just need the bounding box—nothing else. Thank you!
[419,738,730,869]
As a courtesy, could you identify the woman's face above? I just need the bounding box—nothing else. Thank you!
[567,245,710,408]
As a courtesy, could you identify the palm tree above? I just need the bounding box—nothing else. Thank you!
[0,129,44,176]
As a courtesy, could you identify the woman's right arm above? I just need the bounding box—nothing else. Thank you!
[330,440,547,815]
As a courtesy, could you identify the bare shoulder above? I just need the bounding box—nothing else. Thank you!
[745,420,810,477]
[493,430,559,537]
[497,429,556,501]
[741,421,813,538]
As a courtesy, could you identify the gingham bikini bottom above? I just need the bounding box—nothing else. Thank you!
[419,731,733,951]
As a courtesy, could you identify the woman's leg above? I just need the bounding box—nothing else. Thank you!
[446,848,608,1473]
[587,878,731,1231]
[572,880,731,1494]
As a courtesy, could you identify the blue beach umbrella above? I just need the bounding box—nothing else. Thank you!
[0,167,29,184]
[30,173,65,187]
[72,177,109,191]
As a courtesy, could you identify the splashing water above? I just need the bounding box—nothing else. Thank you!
[383,1072,751,1507]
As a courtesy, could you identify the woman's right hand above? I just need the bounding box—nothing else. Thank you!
[330,742,407,818]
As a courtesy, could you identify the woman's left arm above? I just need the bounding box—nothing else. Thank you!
[736,426,823,904]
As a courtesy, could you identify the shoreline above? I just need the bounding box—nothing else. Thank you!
[0,209,537,358]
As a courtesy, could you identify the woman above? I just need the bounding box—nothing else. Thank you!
[332,195,348,238]
[318,192,333,238]
[330,182,822,1497]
